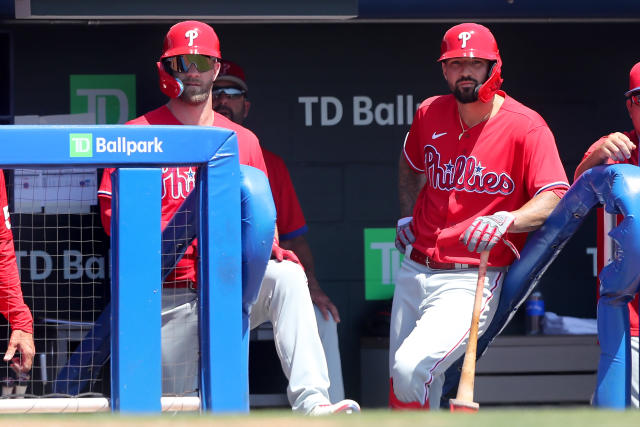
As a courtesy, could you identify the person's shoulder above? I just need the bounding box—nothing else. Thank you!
[126,105,178,125]
[500,93,548,128]
[261,148,285,169]
[417,94,452,111]
[261,148,283,163]
[213,113,260,143]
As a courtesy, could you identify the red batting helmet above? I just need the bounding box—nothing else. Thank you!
[161,20,221,59]
[438,23,503,103]
[157,21,221,99]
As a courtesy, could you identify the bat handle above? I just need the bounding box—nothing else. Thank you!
[454,250,490,404]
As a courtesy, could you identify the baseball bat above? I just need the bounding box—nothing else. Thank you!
[449,250,490,413]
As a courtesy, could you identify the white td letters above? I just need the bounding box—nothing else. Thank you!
[299,95,418,127]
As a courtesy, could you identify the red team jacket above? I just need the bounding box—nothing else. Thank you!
[580,129,640,337]
[0,170,33,333]
[403,92,569,268]
[261,148,307,241]
[97,106,268,286]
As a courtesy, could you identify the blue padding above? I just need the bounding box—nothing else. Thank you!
[238,165,276,321]
[442,164,640,408]
[159,165,274,311]
[594,301,630,408]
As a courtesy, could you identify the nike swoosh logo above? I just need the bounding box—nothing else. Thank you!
[432,132,447,139]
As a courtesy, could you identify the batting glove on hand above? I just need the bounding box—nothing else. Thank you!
[460,211,515,254]
[271,239,303,267]
[395,216,415,255]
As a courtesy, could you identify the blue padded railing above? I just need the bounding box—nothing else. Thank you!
[443,164,640,409]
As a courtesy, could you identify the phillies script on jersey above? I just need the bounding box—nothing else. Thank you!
[423,145,514,195]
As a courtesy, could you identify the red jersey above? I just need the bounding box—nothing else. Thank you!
[403,92,569,267]
[262,149,307,241]
[98,105,268,285]
[0,170,33,333]
[583,129,639,336]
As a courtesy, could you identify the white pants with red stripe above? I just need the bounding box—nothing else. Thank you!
[250,259,331,413]
[161,260,332,414]
[390,250,506,407]
[632,335,639,408]
[314,307,345,403]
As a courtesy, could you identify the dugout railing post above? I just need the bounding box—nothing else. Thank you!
[0,125,247,413]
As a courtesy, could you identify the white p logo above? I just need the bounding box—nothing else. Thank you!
[185,29,198,46]
[459,31,472,48]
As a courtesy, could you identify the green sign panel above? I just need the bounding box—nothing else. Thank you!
[70,74,136,124]
[364,228,404,300]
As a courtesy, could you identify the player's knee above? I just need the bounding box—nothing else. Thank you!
[391,358,417,394]
[270,261,309,300]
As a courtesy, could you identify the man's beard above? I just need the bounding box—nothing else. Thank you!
[213,105,234,121]
[180,78,214,105]
[452,78,480,104]
[213,105,245,125]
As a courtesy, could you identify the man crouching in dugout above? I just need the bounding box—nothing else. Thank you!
[390,22,570,409]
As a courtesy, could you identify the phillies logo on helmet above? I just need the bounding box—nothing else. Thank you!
[185,29,199,46]
[458,31,472,48]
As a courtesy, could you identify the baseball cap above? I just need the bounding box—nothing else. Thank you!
[216,59,248,92]
[625,62,640,97]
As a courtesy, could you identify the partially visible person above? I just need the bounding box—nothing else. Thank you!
[0,170,35,375]
[574,61,640,408]
[98,20,358,415]
[212,60,346,403]
[392,22,569,409]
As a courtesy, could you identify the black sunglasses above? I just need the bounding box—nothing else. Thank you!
[163,54,217,73]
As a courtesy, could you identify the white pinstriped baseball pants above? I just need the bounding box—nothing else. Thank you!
[390,248,505,407]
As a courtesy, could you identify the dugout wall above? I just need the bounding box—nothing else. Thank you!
[3,19,640,404]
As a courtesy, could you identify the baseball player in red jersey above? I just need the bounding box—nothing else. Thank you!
[212,60,348,404]
[574,61,640,407]
[98,21,358,415]
[392,23,569,409]
[0,170,35,374]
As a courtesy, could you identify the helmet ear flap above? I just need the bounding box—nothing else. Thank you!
[475,59,503,103]
[157,61,184,98]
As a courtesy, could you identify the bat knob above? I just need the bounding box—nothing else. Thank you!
[449,398,479,413]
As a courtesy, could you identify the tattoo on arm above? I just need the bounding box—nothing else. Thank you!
[398,153,425,217]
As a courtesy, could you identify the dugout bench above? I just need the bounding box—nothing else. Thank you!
[360,334,599,407]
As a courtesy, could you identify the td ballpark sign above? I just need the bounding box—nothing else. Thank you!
[69,133,164,157]
[299,94,419,126]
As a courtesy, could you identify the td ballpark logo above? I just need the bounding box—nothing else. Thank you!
[69,133,164,157]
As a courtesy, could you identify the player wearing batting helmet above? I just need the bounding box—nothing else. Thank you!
[98,21,359,415]
[391,23,569,409]
[575,61,640,408]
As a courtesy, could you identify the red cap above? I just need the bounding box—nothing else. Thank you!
[161,21,221,59]
[215,60,248,92]
[626,62,640,97]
